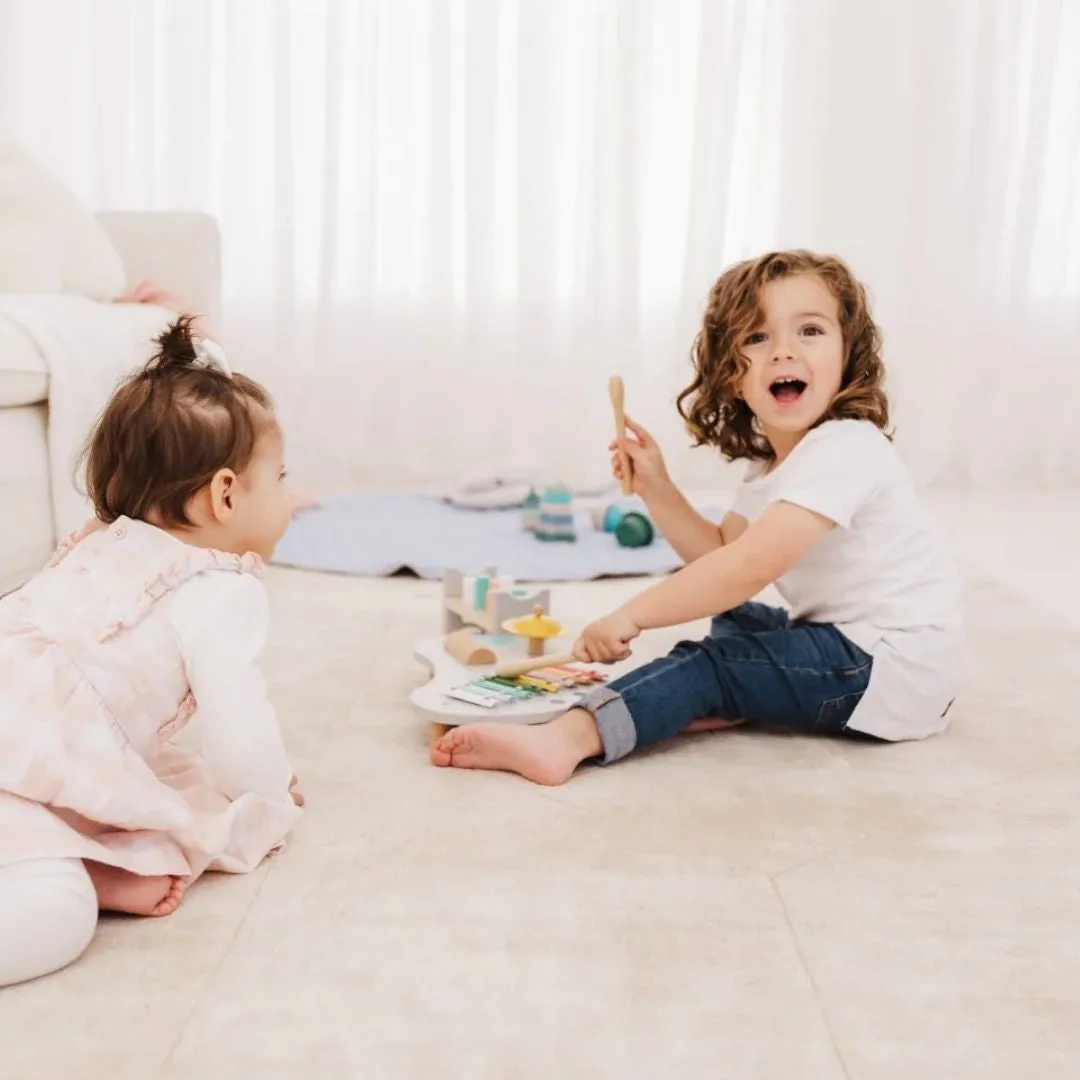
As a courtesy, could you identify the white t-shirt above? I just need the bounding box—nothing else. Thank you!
[731,419,963,740]
[160,572,294,802]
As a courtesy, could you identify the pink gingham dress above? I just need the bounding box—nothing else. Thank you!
[0,518,301,880]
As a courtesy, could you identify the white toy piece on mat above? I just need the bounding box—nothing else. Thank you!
[442,467,619,511]
[441,468,544,509]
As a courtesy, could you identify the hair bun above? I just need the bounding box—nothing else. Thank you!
[147,314,200,372]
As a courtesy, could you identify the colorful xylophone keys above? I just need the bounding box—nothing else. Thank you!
[444,662,606,708]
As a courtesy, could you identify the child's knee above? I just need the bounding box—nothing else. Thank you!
[0,857,98,987]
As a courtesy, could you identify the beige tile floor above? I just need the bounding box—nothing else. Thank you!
[2,493,1079,1080]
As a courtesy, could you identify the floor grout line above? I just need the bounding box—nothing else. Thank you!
[158,831,424,1071]
[770,875,854,1080]
[159,861,278,1071]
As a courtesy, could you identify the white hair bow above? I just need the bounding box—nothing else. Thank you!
[193,336,232,376]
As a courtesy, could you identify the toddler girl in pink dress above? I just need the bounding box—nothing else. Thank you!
[0,314,303,988]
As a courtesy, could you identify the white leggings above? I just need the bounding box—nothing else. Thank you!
[0,858,98,988]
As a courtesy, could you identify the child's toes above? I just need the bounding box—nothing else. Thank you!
[152,877,186,917]
[430,728,465,767]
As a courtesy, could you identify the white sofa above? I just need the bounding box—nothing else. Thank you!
[0,211,222,595]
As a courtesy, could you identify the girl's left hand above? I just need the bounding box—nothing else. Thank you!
[572,609,641,664]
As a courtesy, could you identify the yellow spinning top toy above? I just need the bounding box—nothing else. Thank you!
[503,605,565,658]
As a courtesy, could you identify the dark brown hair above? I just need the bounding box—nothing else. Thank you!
[676,250,890,462]
[81,316,276,527]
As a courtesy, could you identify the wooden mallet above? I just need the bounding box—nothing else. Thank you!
[609,375,633,495]
[493,651,577,678]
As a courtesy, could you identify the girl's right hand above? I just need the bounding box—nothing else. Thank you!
[610,416,673,500]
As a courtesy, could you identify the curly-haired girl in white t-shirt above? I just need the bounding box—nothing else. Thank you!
[434,250,963,784]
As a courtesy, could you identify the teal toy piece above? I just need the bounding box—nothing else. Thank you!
[536,482,576,542]
[522,487,541,532]
[602,504,626,533]
[615,511,654,548]
[474,572,490,608]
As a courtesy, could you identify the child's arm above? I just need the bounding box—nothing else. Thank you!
[645,484,748,562]
[625,501,833,627]
[615,415,746,562]
[574,501,832,662]
[165,573,295,804]
[575,421,886,662]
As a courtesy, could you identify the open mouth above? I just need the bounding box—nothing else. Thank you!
[769,376,807,404]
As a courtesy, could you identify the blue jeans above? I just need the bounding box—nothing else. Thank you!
[576,602,875,764]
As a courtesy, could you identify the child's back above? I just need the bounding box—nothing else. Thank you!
[0,517,298,880]
[733,417,962,740]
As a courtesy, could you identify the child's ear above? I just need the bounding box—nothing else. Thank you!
[208,468,238,522]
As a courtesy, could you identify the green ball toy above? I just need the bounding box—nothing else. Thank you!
[615,511,654,548]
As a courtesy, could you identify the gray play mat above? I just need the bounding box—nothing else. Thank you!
[271,492,722,581]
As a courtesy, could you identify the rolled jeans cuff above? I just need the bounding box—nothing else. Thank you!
[576,686,637,764]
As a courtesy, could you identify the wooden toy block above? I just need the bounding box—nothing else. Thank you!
[443,627,498,666]
[441,567,551,636]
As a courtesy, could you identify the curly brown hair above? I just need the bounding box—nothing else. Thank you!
[80,316,277,528]
[676,250,890,462]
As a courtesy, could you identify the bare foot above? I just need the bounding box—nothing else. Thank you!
[430,710,602,786]
[683,717,746,734]
[84,861,187,917]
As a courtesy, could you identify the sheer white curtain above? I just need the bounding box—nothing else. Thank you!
[773,0,1080,492]
[1,0,1077,492]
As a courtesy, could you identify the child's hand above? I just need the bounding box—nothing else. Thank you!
[289,775,305,807]
[114,280,214,339]
[572,608,640,664]
[115,279,191,311]
[610,416,673,500]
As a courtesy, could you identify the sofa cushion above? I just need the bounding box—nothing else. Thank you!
[0,316,47,407]
[0,140,127,300]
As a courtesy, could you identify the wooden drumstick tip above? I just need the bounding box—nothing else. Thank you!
[608,375,633,495]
